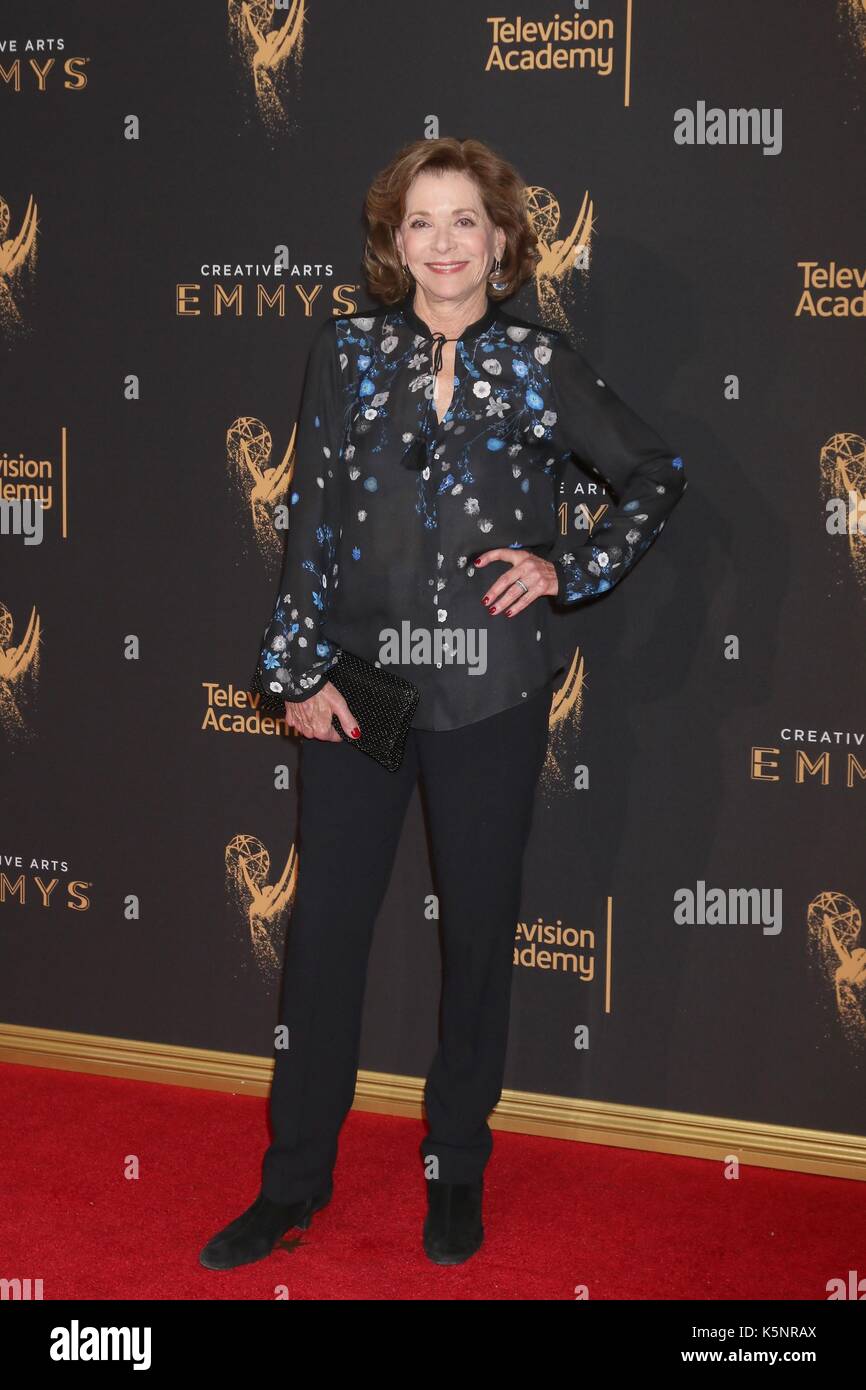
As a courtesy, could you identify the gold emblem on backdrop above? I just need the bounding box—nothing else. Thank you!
[808,893,866,1053]
[225,833,298,978]
[539,646,586,792]
[839,0,866,57]
[524,186,594,332]
[0,193,37,337]
[228,0,306,132]
[0,601,40,739]
[227,416,297,563]
[819,432,866,593]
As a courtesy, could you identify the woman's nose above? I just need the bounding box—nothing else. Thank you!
[432,228,456,252]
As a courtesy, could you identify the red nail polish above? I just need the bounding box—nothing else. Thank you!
[489,605,497,614]
[481,596,490,605]
[351,727,360,738]
[505,608,513,617]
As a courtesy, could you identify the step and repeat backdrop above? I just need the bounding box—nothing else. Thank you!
[3,1,865,1150]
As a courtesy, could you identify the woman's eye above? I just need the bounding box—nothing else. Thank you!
[407,218,476,228]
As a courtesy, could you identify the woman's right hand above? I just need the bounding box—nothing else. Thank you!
[283,682,360,743]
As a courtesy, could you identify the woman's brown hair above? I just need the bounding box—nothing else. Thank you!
[361,137,540,304]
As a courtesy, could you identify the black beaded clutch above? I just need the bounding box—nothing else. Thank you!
[326,648,421,772]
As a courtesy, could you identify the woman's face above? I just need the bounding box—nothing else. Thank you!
[395,169,505,305]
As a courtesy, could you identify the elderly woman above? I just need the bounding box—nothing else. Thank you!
[200,136,686,1272]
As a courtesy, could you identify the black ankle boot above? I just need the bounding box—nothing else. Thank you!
[199,1190,331,1271]
[423,1177,484,1265]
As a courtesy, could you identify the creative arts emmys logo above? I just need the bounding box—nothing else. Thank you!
[0,601,40,738]
[228,0,305,132]
[0,193,37,336]
[808,893,866,1053]
[224,834,297,978]
[227,415,297,563]
[819,432,866,594]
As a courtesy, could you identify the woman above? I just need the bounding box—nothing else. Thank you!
[200,137,686,1271]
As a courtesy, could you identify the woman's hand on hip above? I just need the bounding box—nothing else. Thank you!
[284,682,360,742]
[473,548,559,616]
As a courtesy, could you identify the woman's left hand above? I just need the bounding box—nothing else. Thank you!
[473,548,559,616]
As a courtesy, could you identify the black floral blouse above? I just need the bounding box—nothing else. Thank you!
[251,289,687,731]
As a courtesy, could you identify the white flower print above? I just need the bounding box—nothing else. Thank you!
[464,497,480,515]
[486,396,511,418]
[473,381,491,399]
[479,518,493,532]
[482,358,502,375]
[371,391,390,408]
[380,335,398,354]
[534,344,552,365]
[349,316,375,330]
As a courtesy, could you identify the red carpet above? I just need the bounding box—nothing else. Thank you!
[1,1061,862,1300]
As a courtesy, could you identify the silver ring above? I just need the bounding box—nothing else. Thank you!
[514,578,529,596]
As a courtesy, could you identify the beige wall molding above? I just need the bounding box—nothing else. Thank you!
[1,1022,863,1182]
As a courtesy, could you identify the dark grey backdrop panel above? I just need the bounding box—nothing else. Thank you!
[2,1,864,1139]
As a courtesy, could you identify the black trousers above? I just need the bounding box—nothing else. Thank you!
[260,676,554,1202]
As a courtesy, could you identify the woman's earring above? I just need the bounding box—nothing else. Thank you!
[489,253,507,291]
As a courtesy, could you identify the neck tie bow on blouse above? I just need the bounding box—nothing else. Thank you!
[398,291,502,472]
[400,329,451,471]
